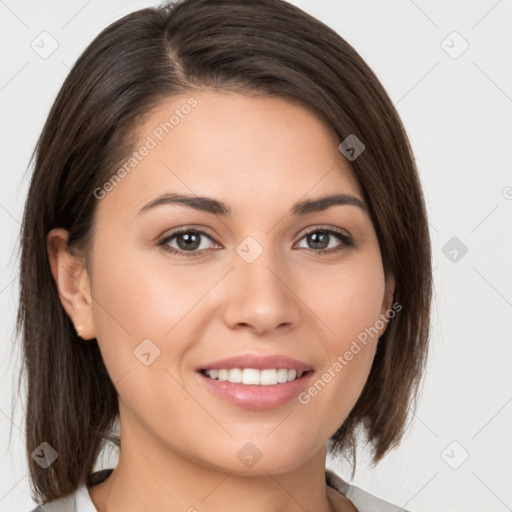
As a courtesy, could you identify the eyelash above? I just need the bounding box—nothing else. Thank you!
[158,226,354,258]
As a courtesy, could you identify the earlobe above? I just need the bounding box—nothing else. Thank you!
[47,228,95,340]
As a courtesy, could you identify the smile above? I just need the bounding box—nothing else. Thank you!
[201,368,310,385]
[197,368,314,410]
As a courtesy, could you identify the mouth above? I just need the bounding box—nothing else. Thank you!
[196,367,315,410]
[198,368,314,386]
[195,353,314,409]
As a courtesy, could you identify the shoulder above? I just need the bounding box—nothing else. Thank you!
[28,492,76,512]
[326,469,412,512]
[28,491,77,512]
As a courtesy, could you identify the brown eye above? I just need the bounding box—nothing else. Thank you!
[174,231,202,251]
[159,228,217,257]
[296,227,353,254]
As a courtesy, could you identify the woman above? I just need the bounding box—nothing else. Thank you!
[19,0,432,510]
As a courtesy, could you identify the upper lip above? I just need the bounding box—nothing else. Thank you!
[198,354,313,372]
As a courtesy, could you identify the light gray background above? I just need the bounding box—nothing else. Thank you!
[1,1,511,511]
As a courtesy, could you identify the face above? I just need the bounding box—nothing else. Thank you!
[59,91,394,475]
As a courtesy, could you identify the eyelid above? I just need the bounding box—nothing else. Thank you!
[298,224,351,239]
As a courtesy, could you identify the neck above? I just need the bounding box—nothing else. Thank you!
[87,414,354,512]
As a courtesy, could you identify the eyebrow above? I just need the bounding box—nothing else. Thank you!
[137,192,366,216]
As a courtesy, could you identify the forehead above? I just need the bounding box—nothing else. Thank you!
[98,90,363,218]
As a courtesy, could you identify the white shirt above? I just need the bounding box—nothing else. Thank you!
[30,468,411,512]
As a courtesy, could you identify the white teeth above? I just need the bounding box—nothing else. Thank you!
[203,368,306,385]
[228,368,243,383]
[260,369,277,386]
[277,368,289,383]
[242,368,260,385]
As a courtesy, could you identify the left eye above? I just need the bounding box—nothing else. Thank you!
[295,228,353,253]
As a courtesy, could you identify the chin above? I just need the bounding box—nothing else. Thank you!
[198,440,320,476]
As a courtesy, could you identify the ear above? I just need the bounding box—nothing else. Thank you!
[378,272,396,336]
[381,273,396,313]
[47,228,96,340]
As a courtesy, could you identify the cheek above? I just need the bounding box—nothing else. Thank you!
[310,257,386,344]
[90,246,210,337]
[297,256,386,416]
[87,244,224,382]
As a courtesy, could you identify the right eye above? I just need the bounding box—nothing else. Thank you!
[158,228,220,257]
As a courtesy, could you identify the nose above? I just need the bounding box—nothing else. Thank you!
[222,248,302,336]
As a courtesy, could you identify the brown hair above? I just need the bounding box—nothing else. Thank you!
[16,0,432,504]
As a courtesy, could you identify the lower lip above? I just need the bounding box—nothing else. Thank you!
[197,371,314,410]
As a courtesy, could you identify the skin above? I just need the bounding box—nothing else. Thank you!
[48,90,395,512]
